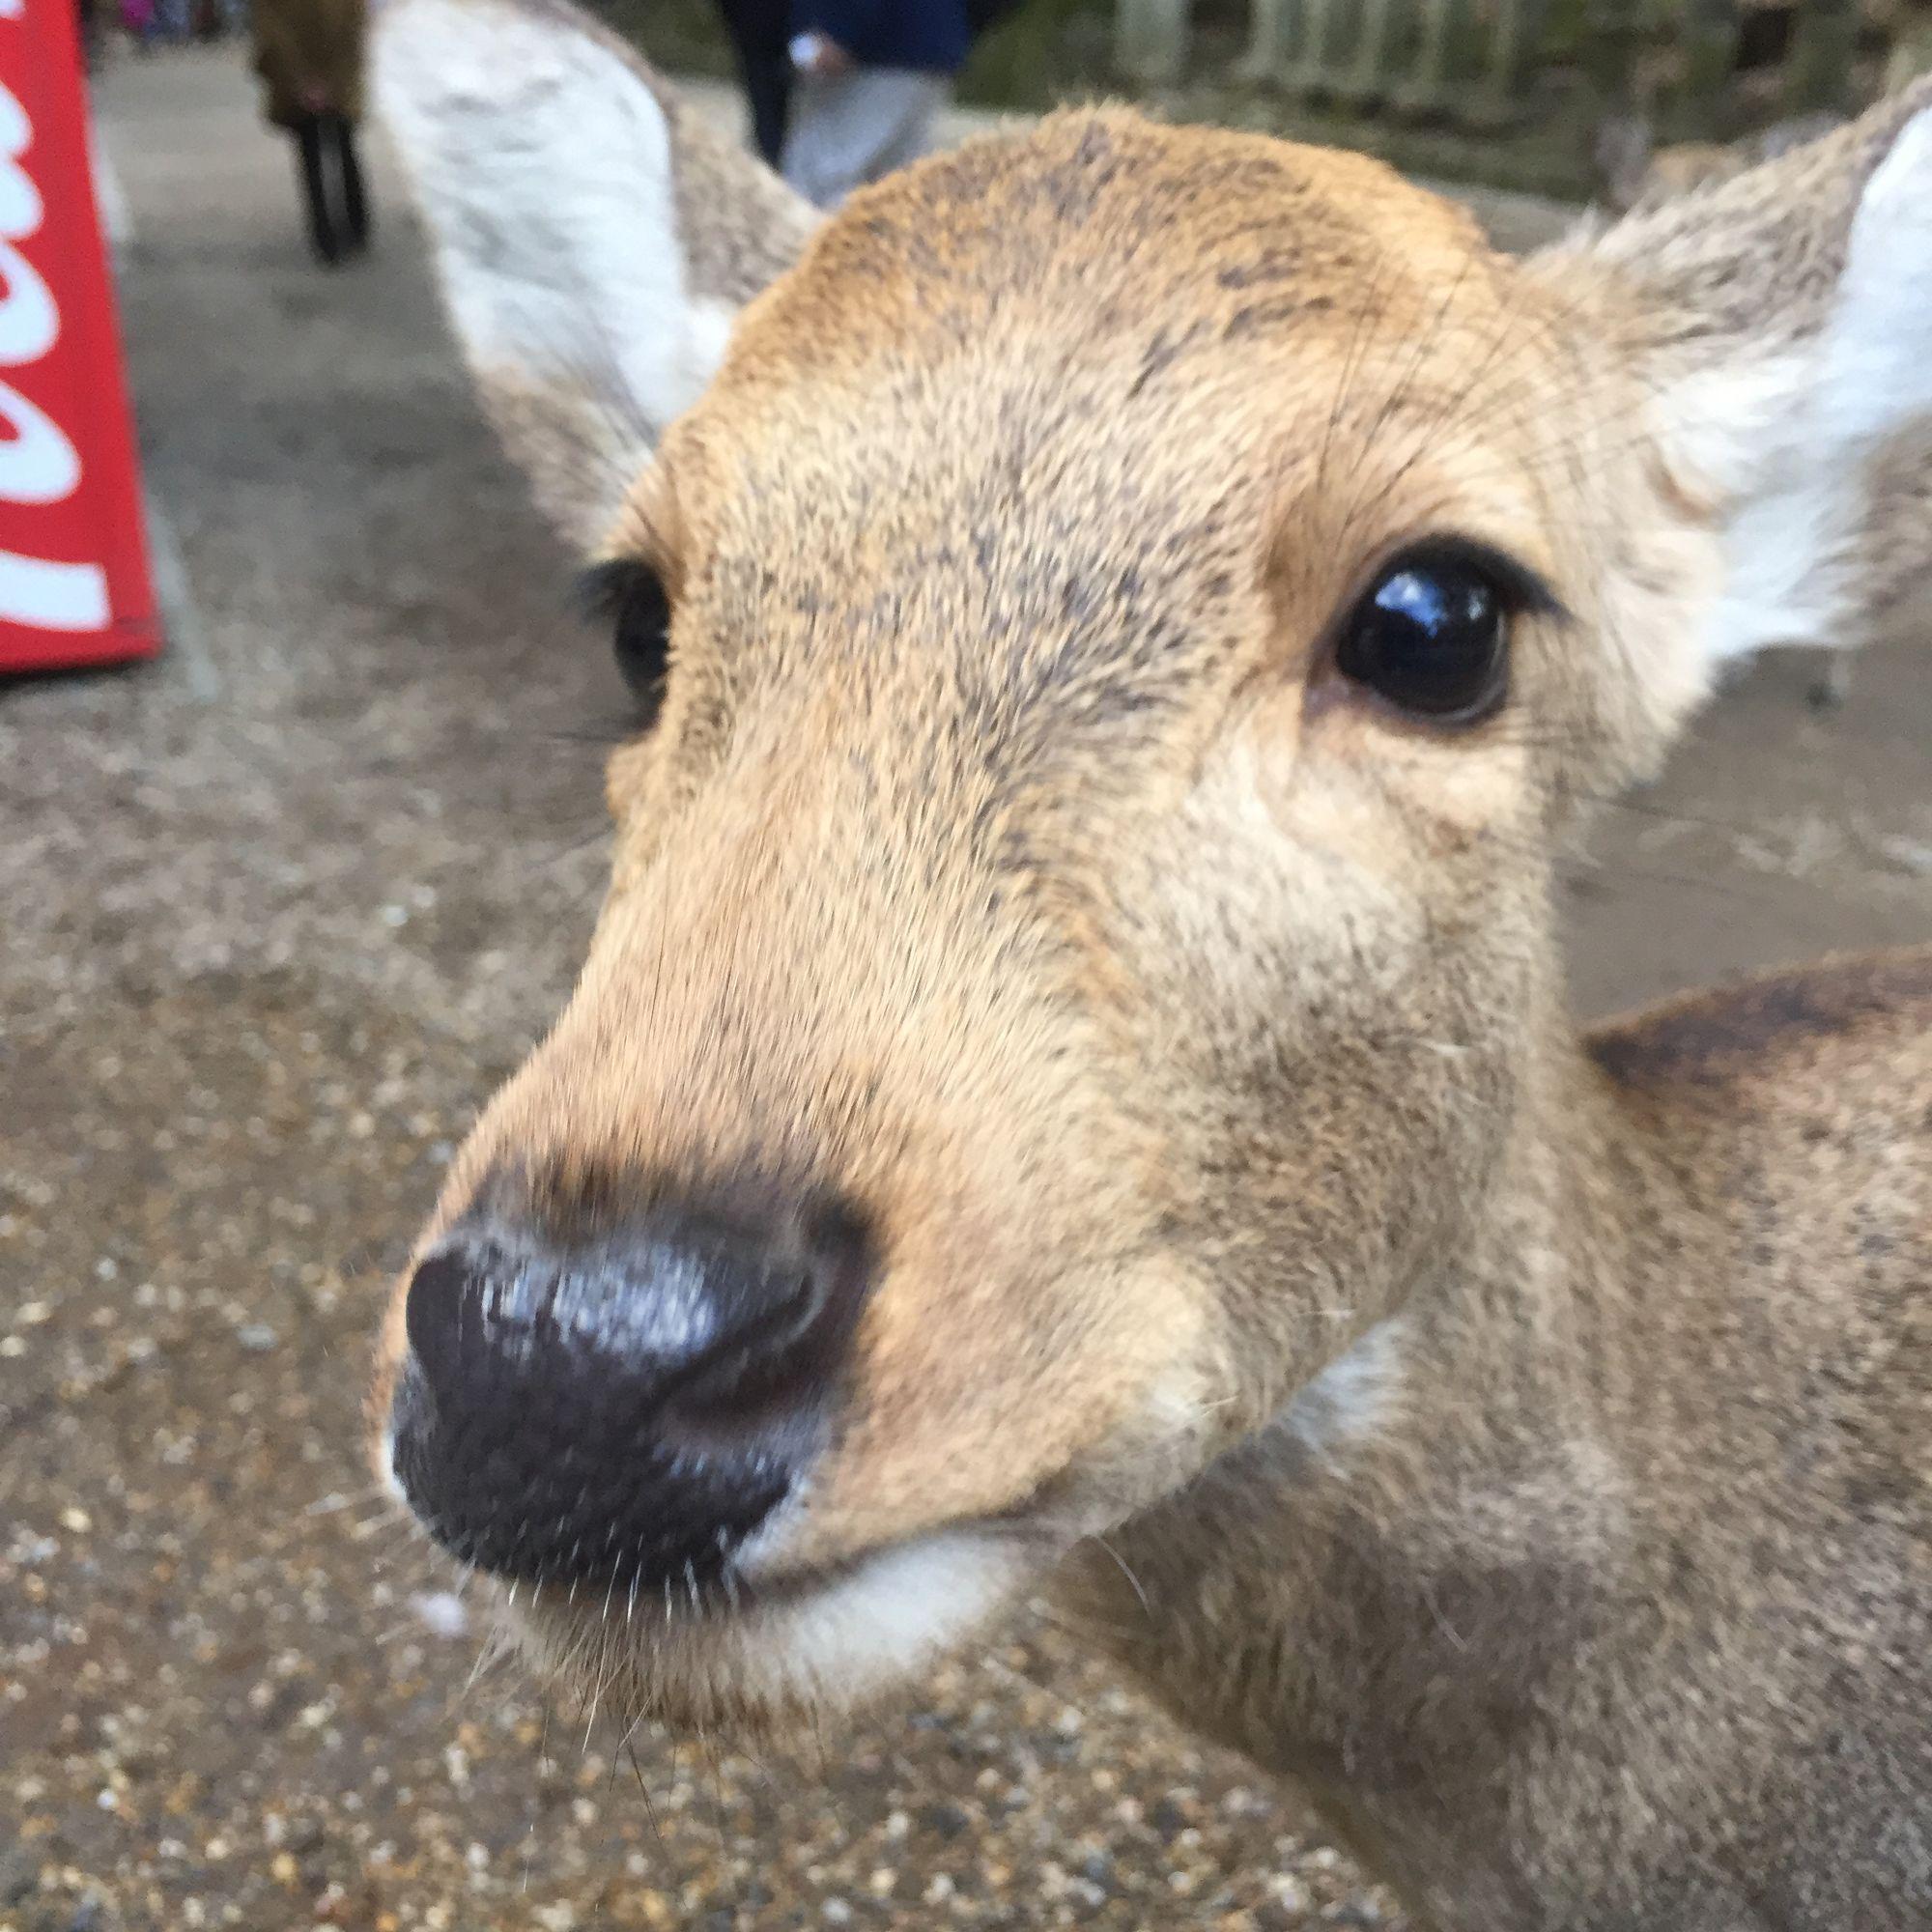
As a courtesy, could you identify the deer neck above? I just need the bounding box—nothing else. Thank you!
[1059,1016,1657,1812]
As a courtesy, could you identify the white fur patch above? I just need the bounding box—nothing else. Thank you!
[741,1532,1034,1706]
[514,1527,1036,1720]
[1695,104,1932,665]
[380,1422,408,1506]
[1282,1316,1406,1455]
[375,0,730,506]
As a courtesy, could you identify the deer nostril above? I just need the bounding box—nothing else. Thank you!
[390,1206,871,1590]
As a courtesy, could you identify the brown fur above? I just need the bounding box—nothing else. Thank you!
[372,14,1932,1923]
[1077,952,1932,1923]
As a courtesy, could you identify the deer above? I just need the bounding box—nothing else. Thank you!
[365,2,1932,1922]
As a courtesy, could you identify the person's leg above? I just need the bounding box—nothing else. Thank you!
[783,68,944,209]
[744,43,793,169]
[864,71,949,180]
[293,114,341,262]
[718,0,791,167]
[334,113,371,251]
[781,71,848,209]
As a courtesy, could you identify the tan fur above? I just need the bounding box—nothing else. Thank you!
[372,15,1932,1923]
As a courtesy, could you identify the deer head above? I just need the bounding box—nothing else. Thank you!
[370,0,1932,1731]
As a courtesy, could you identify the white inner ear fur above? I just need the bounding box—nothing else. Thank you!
[375,0,737,488]
[1689,105,1932,666]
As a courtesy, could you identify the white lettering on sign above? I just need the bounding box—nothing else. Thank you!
[0,547,109,628]
[0,72,112,632]
[0,233,56,361]
[0,379,80,501]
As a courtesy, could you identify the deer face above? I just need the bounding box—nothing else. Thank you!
[371,0,1932,1730]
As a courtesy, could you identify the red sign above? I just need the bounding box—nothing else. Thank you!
[0,0,159,671]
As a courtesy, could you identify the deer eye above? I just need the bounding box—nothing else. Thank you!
[580,558,672,722]
[1334,546,1514,725]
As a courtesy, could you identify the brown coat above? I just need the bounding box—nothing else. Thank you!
[251,0,367,128]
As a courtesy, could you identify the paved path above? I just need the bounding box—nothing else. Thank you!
[2,42,1926,1932]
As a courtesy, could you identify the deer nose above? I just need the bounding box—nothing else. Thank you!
[388,1204,871,1592]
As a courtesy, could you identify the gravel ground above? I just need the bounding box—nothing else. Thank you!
[4,44,1929,1932]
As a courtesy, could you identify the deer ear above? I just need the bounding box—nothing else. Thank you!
[376,0,818,544]
[1549,81,1932,682]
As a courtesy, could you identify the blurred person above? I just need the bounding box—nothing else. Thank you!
[250,0,370,265]
[718,0,792,167]
[781,0,969,208]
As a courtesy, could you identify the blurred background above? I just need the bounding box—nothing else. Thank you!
[4,4,1930,1929]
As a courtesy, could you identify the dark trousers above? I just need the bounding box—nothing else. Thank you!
[292,112,369,264]
[717,0,792,168]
